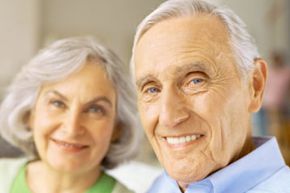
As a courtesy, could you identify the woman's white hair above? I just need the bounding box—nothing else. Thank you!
[130,0,260,79]
[0,37,140,169]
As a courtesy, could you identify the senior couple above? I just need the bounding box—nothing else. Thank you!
[0,0,289,193]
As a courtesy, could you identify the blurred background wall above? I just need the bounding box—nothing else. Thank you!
[0,0,41,96]
[0,0,288,91]
[0,0,289,163]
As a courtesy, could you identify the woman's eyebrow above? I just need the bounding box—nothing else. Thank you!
[44,90,113,107]
[44,90,68,102]
[85,96,113,107]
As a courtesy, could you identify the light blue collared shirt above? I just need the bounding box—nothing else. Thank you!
[147,137,290,193]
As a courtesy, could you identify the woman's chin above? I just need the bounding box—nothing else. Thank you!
[46,153,91,174]
[50,160,81,173]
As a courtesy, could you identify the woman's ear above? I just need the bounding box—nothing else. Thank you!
[111,121,122,142]
[248,58,268,112]
[24,110,34,131]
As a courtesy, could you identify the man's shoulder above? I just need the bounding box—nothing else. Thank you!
[248,166,290,193]
[147,172,181,193]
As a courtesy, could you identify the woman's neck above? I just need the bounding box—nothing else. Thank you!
[26,160,101,193]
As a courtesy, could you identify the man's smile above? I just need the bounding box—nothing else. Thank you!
[159,134,205,148]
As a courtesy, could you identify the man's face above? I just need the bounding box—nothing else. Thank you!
[134,15,256,187]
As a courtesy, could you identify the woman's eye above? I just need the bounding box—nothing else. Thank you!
[87,105,106,115]
[50,100,65,108]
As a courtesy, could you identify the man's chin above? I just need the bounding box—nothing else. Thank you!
[172,172,203,183]
[164,162,211,185]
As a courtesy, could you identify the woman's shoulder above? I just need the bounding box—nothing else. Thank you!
[0,157,28,166]
[103,172,134,193]
[0,157,28,193]
[107,161,163,193]
[112,181,135,193]
[0,157,28,176]
[0,157,28,173]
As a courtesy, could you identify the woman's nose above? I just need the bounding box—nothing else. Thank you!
[63,109,85,137]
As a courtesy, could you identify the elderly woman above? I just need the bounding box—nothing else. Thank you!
[0,37,139,193]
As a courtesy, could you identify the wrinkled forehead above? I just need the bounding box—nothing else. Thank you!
[138,14,230,47]
[134,14,237,81]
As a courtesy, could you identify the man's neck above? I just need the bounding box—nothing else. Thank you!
[177,136,255,193]
[236,136,255,161]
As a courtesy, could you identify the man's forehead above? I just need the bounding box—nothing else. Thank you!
[134,14,236,84]
[134,15,232,65]
[135,62,214,87]
[137,14,230,48]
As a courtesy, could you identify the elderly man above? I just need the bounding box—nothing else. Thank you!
[130,0,290,192]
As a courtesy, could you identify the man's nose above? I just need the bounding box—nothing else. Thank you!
[159,88,189,128]
[63,109,85,136]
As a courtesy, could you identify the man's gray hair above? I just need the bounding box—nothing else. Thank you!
[130,0,260,79]
[0,37,140,169]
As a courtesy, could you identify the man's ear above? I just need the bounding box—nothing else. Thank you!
[248,58,268,112]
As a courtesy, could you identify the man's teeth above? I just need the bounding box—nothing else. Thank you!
[166,135,202,145]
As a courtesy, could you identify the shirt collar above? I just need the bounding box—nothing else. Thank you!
[162,137,286,193]
[208,136,285,193]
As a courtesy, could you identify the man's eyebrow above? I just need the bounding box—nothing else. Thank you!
[174,62,210,75]
[136,74,156,89]
[136,62,210,88]
[44,90,68,102]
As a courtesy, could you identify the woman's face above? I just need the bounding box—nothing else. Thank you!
[29,61,117,174]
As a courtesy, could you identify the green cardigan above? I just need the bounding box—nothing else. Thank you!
[0,158,134,193]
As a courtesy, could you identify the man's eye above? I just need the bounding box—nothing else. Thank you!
[190,78,204,85]
[145,87,160,94]
[183,76,207,94]
[50,100,65,108]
